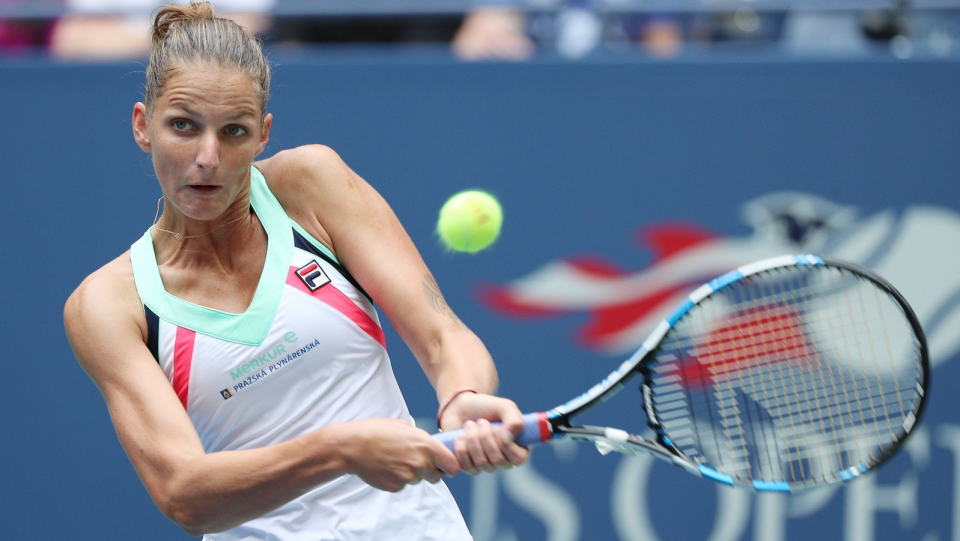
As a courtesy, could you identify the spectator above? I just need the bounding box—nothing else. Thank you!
[451,2,686,61]
[0,0,58,54]
[50,0,271,59]
[452,4,534,61]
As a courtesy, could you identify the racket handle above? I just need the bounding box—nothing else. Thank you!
[433,412,551,452]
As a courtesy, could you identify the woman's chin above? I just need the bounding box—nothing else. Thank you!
[178,202,230,222]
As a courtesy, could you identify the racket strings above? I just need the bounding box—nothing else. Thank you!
[793,271,859,478]
[874,285,909,422]
[784,268,851,480]
[648,264,923,487]
[760,266,896,476]
[759,271,818,481]
[831,274,884,465]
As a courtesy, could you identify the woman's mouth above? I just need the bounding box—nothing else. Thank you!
[186,185,221,195]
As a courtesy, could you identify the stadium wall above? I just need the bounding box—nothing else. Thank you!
[1,55,958,540]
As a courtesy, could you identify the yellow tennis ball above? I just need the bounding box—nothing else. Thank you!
[437,190,503,253]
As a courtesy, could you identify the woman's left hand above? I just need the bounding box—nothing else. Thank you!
[438,392,530,475]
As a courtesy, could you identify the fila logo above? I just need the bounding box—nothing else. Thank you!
[296,260,331,291]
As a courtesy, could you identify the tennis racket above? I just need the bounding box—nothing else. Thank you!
[435,254,929,492]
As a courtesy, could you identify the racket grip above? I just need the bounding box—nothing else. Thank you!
[433,412,550,452]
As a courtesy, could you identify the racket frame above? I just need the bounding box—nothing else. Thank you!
[537,254,930,492]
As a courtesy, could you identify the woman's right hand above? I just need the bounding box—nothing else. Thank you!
[334,419,461,492]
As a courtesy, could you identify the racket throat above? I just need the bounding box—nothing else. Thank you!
[641,380,685,458]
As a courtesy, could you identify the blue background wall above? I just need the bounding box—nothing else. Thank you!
[1,54,958,540]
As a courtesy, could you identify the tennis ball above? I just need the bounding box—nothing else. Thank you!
[437,190,503,253]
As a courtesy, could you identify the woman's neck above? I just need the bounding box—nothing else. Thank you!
[152,196,263,273]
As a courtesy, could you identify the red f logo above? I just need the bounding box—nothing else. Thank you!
[296,260,331,291]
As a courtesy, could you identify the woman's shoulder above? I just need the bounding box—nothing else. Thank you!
[70,251,136,299]
[65,252,143,335]
[254,145,358,253]
[255,144,349,193]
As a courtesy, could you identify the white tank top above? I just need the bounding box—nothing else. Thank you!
[129,167,472,541]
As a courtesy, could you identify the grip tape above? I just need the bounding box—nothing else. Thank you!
[433,412,550,452]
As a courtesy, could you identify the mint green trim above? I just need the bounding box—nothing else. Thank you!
[130,167,293,346]
[290,219,339,263]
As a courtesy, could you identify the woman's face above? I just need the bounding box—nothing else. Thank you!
[133,64,272,221]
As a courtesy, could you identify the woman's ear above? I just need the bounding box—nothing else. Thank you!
[257,112,273,156]
[132,102,152,152]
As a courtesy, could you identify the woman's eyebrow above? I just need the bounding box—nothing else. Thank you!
[223,109,259,121]
[166,103,257,122]
[165,101,198,117]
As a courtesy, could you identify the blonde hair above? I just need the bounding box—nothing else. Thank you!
[145,2,271,115]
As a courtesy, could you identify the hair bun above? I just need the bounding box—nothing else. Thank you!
[151,2,217,46]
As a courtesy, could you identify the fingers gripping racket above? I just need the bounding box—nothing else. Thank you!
[435,255,929,492]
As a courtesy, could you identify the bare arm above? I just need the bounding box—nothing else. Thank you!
[65,256,459,535]
[259,146,530,473]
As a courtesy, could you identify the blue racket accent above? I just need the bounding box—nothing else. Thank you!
[797,254,825,266]
[666,299,695,326]
[753,480,792,492]
[699,465,734,486]
[839,464,869,481]
[707,269,744,292]
[665,255,825,328]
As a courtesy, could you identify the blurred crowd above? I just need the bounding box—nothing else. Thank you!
[1,0,958,60]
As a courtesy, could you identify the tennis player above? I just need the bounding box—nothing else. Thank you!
[63,3,528,538]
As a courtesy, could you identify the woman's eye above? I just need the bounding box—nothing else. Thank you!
[172,120,191,131]
[226,125,247,136]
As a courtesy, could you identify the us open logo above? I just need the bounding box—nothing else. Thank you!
[296,260,331,291]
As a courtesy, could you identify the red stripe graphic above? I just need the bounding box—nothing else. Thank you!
[677,306,813,389]
[173,326,196,411]
[286,267,387,349]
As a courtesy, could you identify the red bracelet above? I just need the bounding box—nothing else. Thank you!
[436,389,478,429]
